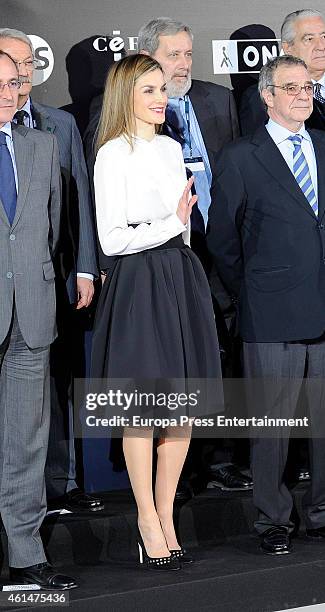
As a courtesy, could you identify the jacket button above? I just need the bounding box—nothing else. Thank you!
[9,234,15,240]
[319,224,325,229]
[6,272,13,278]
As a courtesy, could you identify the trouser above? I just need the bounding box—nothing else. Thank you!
[0,310,50,567]
[244,338,325,534]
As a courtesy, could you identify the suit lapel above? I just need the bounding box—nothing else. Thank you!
[188,81,217,169]
[310,130,325,220]
[0,194,9,226]
[11,124,34,228]
[252,127,317,219]
[31,101,56,134]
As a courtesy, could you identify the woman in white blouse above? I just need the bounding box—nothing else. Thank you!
[91,54,222,570]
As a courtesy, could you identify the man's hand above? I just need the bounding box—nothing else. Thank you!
[76,277,94,309]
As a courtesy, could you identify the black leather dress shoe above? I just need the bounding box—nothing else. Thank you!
[260,526,292,555]
[65,488,104,512]
[306,526,325,540]
[206,465,253,491]
[10,563,78,590]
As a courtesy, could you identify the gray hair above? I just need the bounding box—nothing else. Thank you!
[138,17,193,55]
[0,28,34,54]
[258,55,308,108]
[281,9,324,46]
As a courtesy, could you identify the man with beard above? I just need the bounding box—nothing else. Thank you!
[138,18,250,495]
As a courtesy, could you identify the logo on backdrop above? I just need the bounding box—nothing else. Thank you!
[28,34,54,85]
[93,31,138,60]
[212,39,282,74]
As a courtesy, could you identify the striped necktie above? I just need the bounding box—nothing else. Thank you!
[288,134,318,216]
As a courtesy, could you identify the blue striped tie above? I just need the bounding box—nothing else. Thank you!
[288,134,318,216]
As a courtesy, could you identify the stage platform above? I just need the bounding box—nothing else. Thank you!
[2,485,325,611]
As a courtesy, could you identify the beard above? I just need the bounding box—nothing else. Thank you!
[166,74,192,98]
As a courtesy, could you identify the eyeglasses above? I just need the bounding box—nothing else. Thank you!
[267,83,315,96]
[15,59,39,70]
[0,79,21,92]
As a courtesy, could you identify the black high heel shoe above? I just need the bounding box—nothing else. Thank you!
[170,547,194,564]
[137,528,181,571]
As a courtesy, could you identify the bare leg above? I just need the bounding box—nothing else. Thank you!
[123,428,170,558]
[155,425,192,550]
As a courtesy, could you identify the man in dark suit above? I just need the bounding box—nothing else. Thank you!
[207,54,325,555]
[0,49,76,588]
[0,29,103,512]
[138,17,253,493]
[240,9,325,135]
[239,9,325,484]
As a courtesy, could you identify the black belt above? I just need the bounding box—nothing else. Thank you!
[100,229,185,273]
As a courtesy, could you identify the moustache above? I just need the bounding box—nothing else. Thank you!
[18,76,31,84]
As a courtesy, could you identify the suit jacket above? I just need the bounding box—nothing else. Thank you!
[188,79,240,176]
[239,83,325,135]
[32,101,98,301]
[0,124,61,348]
[206,126,325,342]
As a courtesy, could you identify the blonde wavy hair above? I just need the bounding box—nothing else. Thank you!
[95,54,164,153]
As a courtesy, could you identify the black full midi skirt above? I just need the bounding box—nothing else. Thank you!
[90,235,223,418]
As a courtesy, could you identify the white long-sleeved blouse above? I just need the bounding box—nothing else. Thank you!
[94,134,190,256]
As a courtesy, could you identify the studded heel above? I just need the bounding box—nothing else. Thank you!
[137,528,181,571]
[170,547,194,564]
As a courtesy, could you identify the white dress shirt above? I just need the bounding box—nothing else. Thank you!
[266,118,318,199]
[94,134,189,256]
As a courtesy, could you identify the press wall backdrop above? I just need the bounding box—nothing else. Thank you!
[4,0,325,111]
[4,0,325,491]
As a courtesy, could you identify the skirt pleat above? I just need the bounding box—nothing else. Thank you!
[90,237,223,417]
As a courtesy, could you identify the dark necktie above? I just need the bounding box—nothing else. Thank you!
[165,103,205,235]
[0,131,17,224]
[164,104,185,146]
[314,83,325,104]
[14,110,28,125]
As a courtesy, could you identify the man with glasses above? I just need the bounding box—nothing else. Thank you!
[240,9,325,134]
[207,55,325,555]
[0,29,103,513]
[0,49,77,587]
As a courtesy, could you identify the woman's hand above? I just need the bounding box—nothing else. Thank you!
[176,176,198,225]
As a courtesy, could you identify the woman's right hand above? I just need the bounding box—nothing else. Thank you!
[176,176,198,225]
